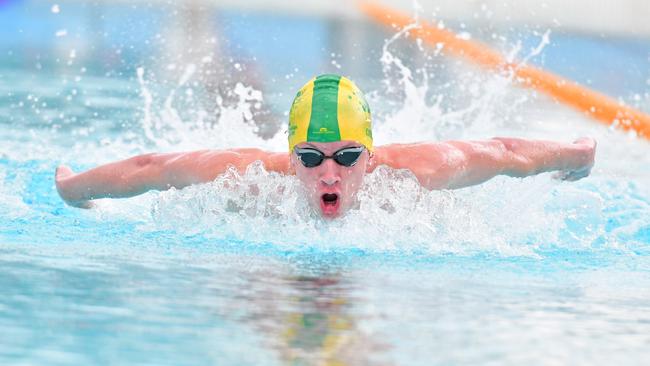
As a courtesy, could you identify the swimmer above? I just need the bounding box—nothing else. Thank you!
[55,74,596,218]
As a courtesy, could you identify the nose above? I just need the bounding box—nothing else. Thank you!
[319,159,341,186]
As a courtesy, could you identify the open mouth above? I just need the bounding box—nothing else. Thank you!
[321,193,339,206]
[319,193,341,217]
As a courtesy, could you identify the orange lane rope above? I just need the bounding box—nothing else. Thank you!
[358,1,650,140]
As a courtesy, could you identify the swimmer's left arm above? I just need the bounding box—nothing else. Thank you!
[373,137,596,190]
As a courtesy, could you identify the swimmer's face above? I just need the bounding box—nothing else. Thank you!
[291,141,371,219]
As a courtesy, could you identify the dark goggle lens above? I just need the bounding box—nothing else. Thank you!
[334,147,364,167]
[295,146,365,168]
[296,149,324,167]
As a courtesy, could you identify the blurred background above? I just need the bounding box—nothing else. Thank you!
[1,3,649,364]
[1,0,649,145]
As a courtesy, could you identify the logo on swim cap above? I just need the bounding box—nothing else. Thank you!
[288,74,373,152]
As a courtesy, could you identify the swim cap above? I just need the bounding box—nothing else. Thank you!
[288,74,373,152]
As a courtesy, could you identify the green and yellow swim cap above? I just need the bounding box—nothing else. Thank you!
[288,74,373,152]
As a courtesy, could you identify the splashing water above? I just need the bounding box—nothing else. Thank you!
[143,159,648,257]
[135,65,285,152]
[2,6,650,365]
[0,20,648,259]
[115,24,649,258]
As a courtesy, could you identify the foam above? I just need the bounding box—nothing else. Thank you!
[1,27,649,258]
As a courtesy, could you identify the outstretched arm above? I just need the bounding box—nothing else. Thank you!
[372,137,596,190]
[55,149,289,208]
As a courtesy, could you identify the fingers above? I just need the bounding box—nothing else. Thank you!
[573,136,597,150]
[554,138,596,182]
[55,165,75,182]
[573,137,596,171]
[54,166,93,209]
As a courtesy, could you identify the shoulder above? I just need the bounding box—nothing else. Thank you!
[372,142,459,169]
[181,149,289,175]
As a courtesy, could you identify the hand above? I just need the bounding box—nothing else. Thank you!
[554,137,596,181]
[55,166,94,209]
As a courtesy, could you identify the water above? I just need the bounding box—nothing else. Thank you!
[2,2,650,365]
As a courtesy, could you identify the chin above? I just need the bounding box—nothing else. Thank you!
[320,211,340,219]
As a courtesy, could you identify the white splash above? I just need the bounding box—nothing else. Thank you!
[134,66,284,152]
[143,161,642,256]
[0,168,31,219]
[123,27,648,257]
[2,22,649,258]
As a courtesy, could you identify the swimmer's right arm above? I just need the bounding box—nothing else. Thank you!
[55,149,290,208]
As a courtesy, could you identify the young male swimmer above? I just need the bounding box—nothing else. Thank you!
[55,74,596,218]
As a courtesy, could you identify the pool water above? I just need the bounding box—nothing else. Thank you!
[2,3,650,365]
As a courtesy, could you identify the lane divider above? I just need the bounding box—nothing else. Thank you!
[358,1,650,140]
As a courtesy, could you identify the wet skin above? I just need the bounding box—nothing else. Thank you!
[55,137,596,218]
[291,141,372,219]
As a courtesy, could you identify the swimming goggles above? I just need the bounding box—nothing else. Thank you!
[294,146,365,168]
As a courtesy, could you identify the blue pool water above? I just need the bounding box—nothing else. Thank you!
[2,1,650,365]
